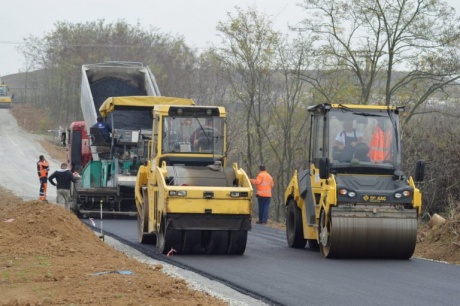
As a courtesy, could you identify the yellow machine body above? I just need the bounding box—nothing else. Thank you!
[284,103,424,258]
[0,85,12,108]
[135,103,253,255]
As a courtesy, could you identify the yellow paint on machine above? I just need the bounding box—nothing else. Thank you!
[0,85,12,108]
[0,97,12,108]
[165,197,252,214]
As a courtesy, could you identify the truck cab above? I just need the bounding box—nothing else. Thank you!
[309,104,403,175]
[153,105,225,167]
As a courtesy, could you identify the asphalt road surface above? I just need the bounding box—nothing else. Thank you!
[0,109,60,201]
[83,218,460,306]
[2,108,460,306]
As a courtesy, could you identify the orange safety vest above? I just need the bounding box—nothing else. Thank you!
[369,125,392,162]
[37,160,49,178]
[250,171,274,197]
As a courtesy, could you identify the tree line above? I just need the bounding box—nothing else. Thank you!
[10,0,460,219]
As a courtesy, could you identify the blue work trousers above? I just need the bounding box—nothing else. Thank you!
[257,196,271,223]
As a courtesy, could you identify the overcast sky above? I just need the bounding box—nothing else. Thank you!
[1,0,459,77]
[0,0,305,76]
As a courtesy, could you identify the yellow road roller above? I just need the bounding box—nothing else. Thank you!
[284,103,424,258]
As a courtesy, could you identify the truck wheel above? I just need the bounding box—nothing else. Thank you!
[137,199,156,244]
[157,225,182,255]
[205,231,228,255]
[227,230,247,255]
[181,230,201,254]
[319,209,333,258]
[286,199,307,248]
[307,239,319,249]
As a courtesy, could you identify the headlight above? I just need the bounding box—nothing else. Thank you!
[395,190,411,199]
[230,191,249,198]
[230,191,240,198]
[339,189,356,198]
[169,190,187,197]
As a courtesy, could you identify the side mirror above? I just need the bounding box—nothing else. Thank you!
[319,157,330,179]
[414,160,425,182]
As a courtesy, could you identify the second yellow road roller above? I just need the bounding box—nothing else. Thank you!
[284,103,425,258]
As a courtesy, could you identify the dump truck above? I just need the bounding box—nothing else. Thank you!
[0,84,12,108]
[70,61,161,216]
[135,101,253,255]
[67,121,91,173]
[284,103,425,258]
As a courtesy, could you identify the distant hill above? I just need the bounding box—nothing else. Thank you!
[1,70,44,103]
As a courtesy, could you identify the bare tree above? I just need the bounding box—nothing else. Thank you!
[267,36,313,220]
[403,104,460,214]
[214,7,319,221]
[297,0,460,117]
[214,6,281,177]
[19,20,198,126]
[18,36,45,104]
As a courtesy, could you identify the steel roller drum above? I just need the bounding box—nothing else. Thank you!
[325,206,418,258]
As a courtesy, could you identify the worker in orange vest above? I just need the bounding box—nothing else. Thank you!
[369,118,393,163]
[37,155,50,202]
[250,165,274,224]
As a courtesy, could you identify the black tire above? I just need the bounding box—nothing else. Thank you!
[319,209,333,258]
[181,230,202,254]
[286,199,307,249]
[205,231,228,255]
[227,230,247,255]
[307,239,319,249]
[137,194,156,244]
[157,220,182,255]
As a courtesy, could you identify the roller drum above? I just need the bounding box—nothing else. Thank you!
[326,207,417,258]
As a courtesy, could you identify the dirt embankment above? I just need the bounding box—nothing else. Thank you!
[0,188,227,306]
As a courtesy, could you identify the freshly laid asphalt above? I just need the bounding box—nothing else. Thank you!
[85,218,460,306]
